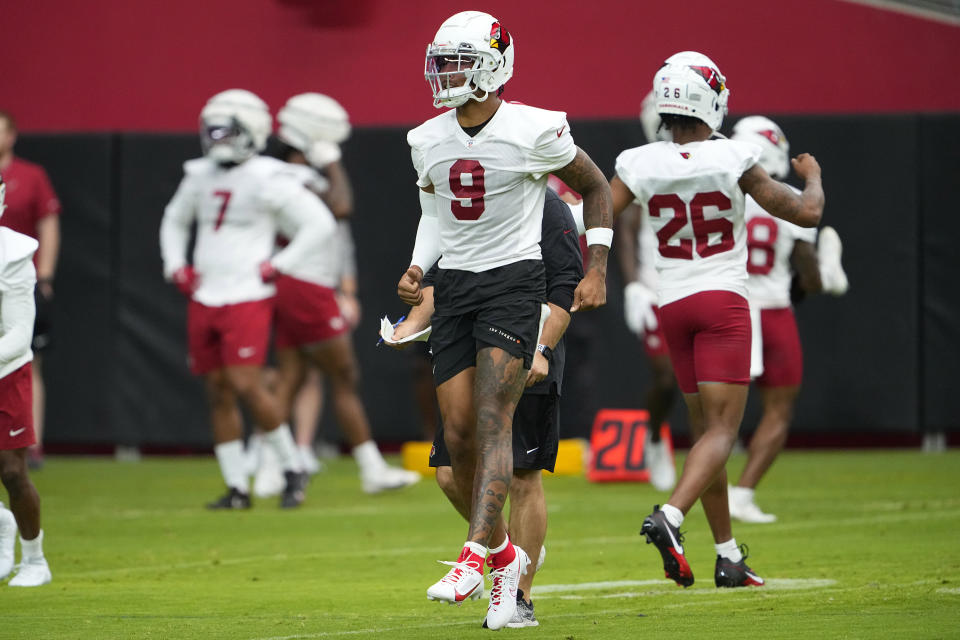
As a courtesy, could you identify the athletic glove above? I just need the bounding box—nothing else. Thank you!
[623,281,658,336]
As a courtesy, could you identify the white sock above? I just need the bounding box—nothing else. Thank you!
[262,424,303,473]
[488,534,510,555]
[20,530,45,561]
[730,486,754,501]
[245,432,264,476]
[463,540,487,559]
[214,440,249,492]
[715,538,743,562]
[352,440,386,475]
[661,503,684,528]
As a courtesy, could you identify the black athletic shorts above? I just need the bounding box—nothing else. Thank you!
[429,389,561,472]
[430,260,545,386]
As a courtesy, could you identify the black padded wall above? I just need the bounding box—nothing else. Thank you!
[11,113,959,447]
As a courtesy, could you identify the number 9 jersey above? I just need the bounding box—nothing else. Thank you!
[407,102,576,273]
[615,139,761,306]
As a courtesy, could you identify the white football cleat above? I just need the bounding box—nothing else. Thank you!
[253,446,285,498]
[361,465,420,495]
[728,486,777,524]
[9,556,52,587]
[817,226,849,296]
[484,546,529,630]
[0,505,16,580]
[426,556,483,604]
[646,437,677,492]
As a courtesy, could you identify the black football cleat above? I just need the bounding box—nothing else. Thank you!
[640,505,694,587]
[280,470,308,509]
[206,487,251,510]
[715,544,765,587]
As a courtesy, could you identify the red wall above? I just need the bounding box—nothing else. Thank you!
[5,0,959,131]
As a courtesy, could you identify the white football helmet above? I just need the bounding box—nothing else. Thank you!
[277,93,351,167]
[732,116,790,179]
[640,90,671,143]
[653,51,729,131]
[199,89,272,164]
[424,11,515,108]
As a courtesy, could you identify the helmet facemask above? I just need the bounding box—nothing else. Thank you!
[200,116,258,164]
[0,178,7,220]
[425,45,491,108]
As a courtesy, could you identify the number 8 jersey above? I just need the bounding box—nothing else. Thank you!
[407,102,576,273]
[615,139,762,306]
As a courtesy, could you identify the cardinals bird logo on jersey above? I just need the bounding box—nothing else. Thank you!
[680,152,691,159]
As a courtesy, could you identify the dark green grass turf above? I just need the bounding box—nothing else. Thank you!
[2,450,959,639]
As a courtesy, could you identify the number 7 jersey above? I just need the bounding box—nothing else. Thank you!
[615,139,761,306]
[407,101,576,272]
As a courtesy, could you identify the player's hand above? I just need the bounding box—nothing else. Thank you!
[525,352,549,387]
[397,266,424,306]
[337,292,362,328]
[791,153,821,182]
[306,140,342,168]
[571,268,606,312]
[623,281,658,336]
[172,266,198,297]
[383,317,417,351]
[259,261,279,284]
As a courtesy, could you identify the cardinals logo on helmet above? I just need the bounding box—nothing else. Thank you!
[758,129,786,148]
[489,21,511,51]
[690,66,725,94]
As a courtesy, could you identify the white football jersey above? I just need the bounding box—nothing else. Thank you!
[745,190,817,309]
[160,156,336,306]
[615,139,761,306]
[408,101,577,272]
[0,228,38,379]
[276,163,341,288]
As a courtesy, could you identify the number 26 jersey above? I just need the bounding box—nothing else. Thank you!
[407,101,576,273]
[615,139,761,306]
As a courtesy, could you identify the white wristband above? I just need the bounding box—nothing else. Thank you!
[585,227,614,248]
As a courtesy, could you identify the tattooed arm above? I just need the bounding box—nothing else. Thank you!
[552,147,614,311]
[739,153,824,228]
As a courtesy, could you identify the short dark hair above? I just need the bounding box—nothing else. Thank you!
[660,113,702,132]
[0,110,17,133]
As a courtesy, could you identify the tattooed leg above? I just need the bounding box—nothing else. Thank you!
[467,346,527,547]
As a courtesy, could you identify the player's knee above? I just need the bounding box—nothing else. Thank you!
[510,469,541,500]
[0,459,27,493]
[328,359,360,391]
[436,466,456,495]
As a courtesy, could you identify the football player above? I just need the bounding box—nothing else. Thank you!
[159,89,336,509]
[266,92,420,494]
[728,115,849,523]
[395,11,613,629]
[611,52,825,588]
[390,187,584,628]
[0,110,61,471]
[0,175,52,586]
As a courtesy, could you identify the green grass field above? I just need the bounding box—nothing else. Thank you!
[2,449,959,639]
